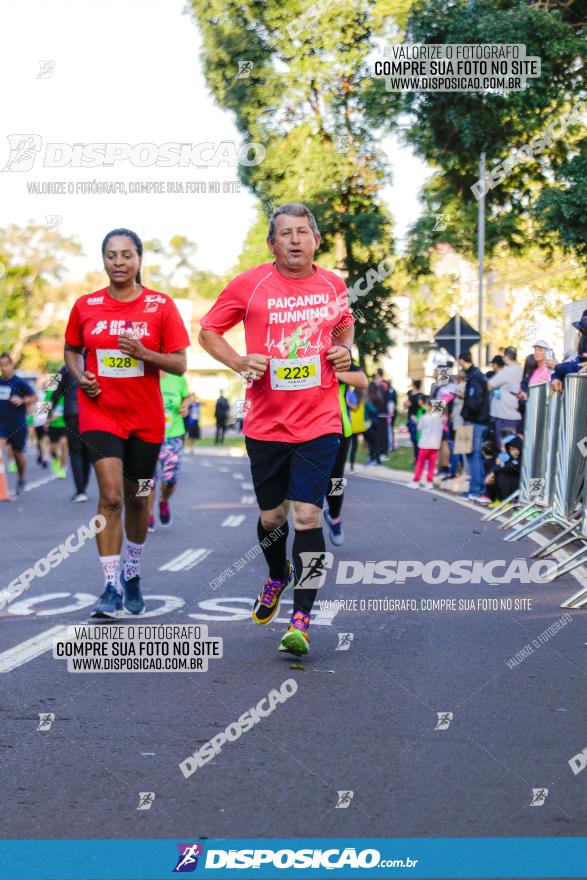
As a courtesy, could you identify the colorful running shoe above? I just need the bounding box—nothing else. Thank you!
[7,461,17,474]
[252,561,293,625]
[57,466,67,479]
[91,584,123,618]
[50,457,60,475]
[147,514,155,533]
[324,509,344,546]
[159,500,172,527]
[120,573,145,615]
[278,610,311,656]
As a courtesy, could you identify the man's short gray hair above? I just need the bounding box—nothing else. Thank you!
[267,203,319,242]
[504,346,517,361]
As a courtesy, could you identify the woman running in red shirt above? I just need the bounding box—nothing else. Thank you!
[64,228,190,618]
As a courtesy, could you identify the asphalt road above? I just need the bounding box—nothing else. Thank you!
[1,448,586,844]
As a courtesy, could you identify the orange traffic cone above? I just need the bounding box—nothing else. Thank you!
[0,452,13,501]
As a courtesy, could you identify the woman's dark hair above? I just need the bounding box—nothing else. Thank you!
[579,332,587,358]
[522,353,537,380]
[101,228,143,284]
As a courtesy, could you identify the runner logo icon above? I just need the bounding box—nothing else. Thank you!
[329,477,347,495]
[136,479,154,497]
[173,843,204,872]
[435,712,453,730]
[335,790,354,809]
[530,788,548,806]
[336,632,354,651]
[36,713,55,731]
[136,792,155,811]
[91,320,109,335]
[295,551,334,590]
[2,134,42,171]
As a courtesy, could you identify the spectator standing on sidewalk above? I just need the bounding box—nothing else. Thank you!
[488,346,522,445]
[458,349,490,504]
[405,379,422,463]
[364,381,385,466]
[214,391,229,444]
[409,398,443,488]
[346,385,367,472]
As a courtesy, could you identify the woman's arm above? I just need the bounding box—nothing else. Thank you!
[117,334,187,375]
[64,343,101,398]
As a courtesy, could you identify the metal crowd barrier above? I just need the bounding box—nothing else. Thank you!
[489,374,587,607]
[482,382,550,528]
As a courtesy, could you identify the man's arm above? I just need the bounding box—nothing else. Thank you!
[326,324,354,372]
[335,368,368,389]
[198,328,269,379]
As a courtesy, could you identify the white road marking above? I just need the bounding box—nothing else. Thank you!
[0,595,186,670]
[241,482,253,490]
[140,595,185,618]
[22,474,59,492]
[8,592,97,616]
[219,466,229,473]
[188,597,339,625]
[221,514,246,527]
[159,549,212,571]
[232,472,245,480]
[240,495,255,504]
[0,625,68,674]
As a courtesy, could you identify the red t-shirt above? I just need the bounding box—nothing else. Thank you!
[200,262,354,443]
[65,287,190,442]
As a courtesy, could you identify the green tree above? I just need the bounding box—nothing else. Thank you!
[384,0,587,271]
[188,0,403,358]
[0,222,82,362]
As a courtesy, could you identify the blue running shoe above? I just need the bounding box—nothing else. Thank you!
[120,573,145,615]
[324,509,344,546]
[91,584,123,618]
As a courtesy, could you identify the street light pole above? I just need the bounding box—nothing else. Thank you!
[477,151,485,364]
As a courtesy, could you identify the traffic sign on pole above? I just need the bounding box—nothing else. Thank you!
[434,315,480,359]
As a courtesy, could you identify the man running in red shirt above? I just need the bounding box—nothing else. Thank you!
[199,203,354,655]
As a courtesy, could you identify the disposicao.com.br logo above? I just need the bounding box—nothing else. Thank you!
[195,846,418,870]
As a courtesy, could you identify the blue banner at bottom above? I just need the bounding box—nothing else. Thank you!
[1,837,586,880]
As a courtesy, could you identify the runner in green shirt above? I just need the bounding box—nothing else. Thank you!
[148,372,191,530]
[45,388,68,479]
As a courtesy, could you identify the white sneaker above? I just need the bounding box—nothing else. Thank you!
[408,481,419,489]
[71,492,89,502]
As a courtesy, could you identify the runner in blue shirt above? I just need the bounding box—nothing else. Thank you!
[0,352,36,494]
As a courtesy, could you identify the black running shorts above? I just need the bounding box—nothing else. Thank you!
[245,433,341,510]
[82,430,161,484]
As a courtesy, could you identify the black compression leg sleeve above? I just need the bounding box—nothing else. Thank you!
[292,527,326,615]
[257,518,289,581]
